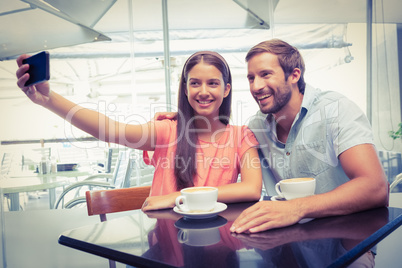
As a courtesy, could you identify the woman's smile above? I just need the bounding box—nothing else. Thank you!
[196,99,214,107]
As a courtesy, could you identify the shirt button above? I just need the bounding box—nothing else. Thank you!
[286,152,290,156]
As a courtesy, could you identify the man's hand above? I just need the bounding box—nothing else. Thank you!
[232,223,305,250]
[153,112,178,121]
[233,206,389,251]
[230,200,304,233]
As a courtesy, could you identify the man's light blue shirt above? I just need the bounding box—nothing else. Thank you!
[248,85,374,196]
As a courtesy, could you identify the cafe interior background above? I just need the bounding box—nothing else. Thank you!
[1,0,402,211]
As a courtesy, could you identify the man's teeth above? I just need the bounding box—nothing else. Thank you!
[257,94,272,100]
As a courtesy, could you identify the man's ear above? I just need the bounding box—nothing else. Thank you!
[290,68,301,84]
[224,83,231,98]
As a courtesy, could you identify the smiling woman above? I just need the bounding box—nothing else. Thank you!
[14,49,263,213]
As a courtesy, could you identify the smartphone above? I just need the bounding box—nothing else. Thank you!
[22,51,50,87]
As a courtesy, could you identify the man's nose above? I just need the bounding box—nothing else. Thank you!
[251,76,265,92]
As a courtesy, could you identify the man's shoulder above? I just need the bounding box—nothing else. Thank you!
[305,86,356,109]
[306,85,346,101]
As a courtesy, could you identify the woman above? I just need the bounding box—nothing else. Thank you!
[15,51,262,211]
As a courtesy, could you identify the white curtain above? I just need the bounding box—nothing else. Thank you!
[372,24,401,152]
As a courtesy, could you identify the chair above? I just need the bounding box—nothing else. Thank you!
[130,164,155,187]
[57,147,88,166]
[128,150,155,187]
[2,153,14,210]
[1,152,13,176]
[54,150,134,209]
[105,148,119,173]
[85,185,151,268]
[390,173,402,192]
[86,186,151,222]
[379,150,402,193]
[1,152,29,210]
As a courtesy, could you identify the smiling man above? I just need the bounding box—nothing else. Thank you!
[230,39,388,233]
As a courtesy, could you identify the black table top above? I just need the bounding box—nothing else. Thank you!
[59,202,402,268]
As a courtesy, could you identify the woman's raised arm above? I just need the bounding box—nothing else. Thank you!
[16,54,156,151]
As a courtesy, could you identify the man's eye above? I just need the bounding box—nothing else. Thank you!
[262,72,270,77]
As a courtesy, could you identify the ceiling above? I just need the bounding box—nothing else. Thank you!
[91,0,402,33]
[274,0,402,24]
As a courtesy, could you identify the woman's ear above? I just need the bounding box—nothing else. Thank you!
[224,83,231,98]
[184,82,188,96]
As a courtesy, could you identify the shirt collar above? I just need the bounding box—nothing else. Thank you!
[261,85,319,139]
[301,84,319,113]
[263,85,317,123]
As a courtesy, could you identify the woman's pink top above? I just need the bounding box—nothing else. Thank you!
[143,119,259,196]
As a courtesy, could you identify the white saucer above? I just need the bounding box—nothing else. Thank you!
[173,202,227,219]
[271,195,286,201]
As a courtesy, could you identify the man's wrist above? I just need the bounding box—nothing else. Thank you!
[293,195,316,219]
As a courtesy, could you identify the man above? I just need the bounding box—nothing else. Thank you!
[230,39,388,233]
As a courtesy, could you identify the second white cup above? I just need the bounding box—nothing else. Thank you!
[275,177,316,200]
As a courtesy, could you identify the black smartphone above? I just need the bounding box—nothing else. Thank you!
[22,51,50,87]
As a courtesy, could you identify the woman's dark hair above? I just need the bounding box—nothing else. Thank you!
[174,51,232,190]
[246,39,306,94]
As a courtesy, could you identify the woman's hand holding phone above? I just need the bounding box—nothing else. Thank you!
[16,53,51,106]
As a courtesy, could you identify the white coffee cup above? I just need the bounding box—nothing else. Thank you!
[275,177,316,200]
[175,187,218,212]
